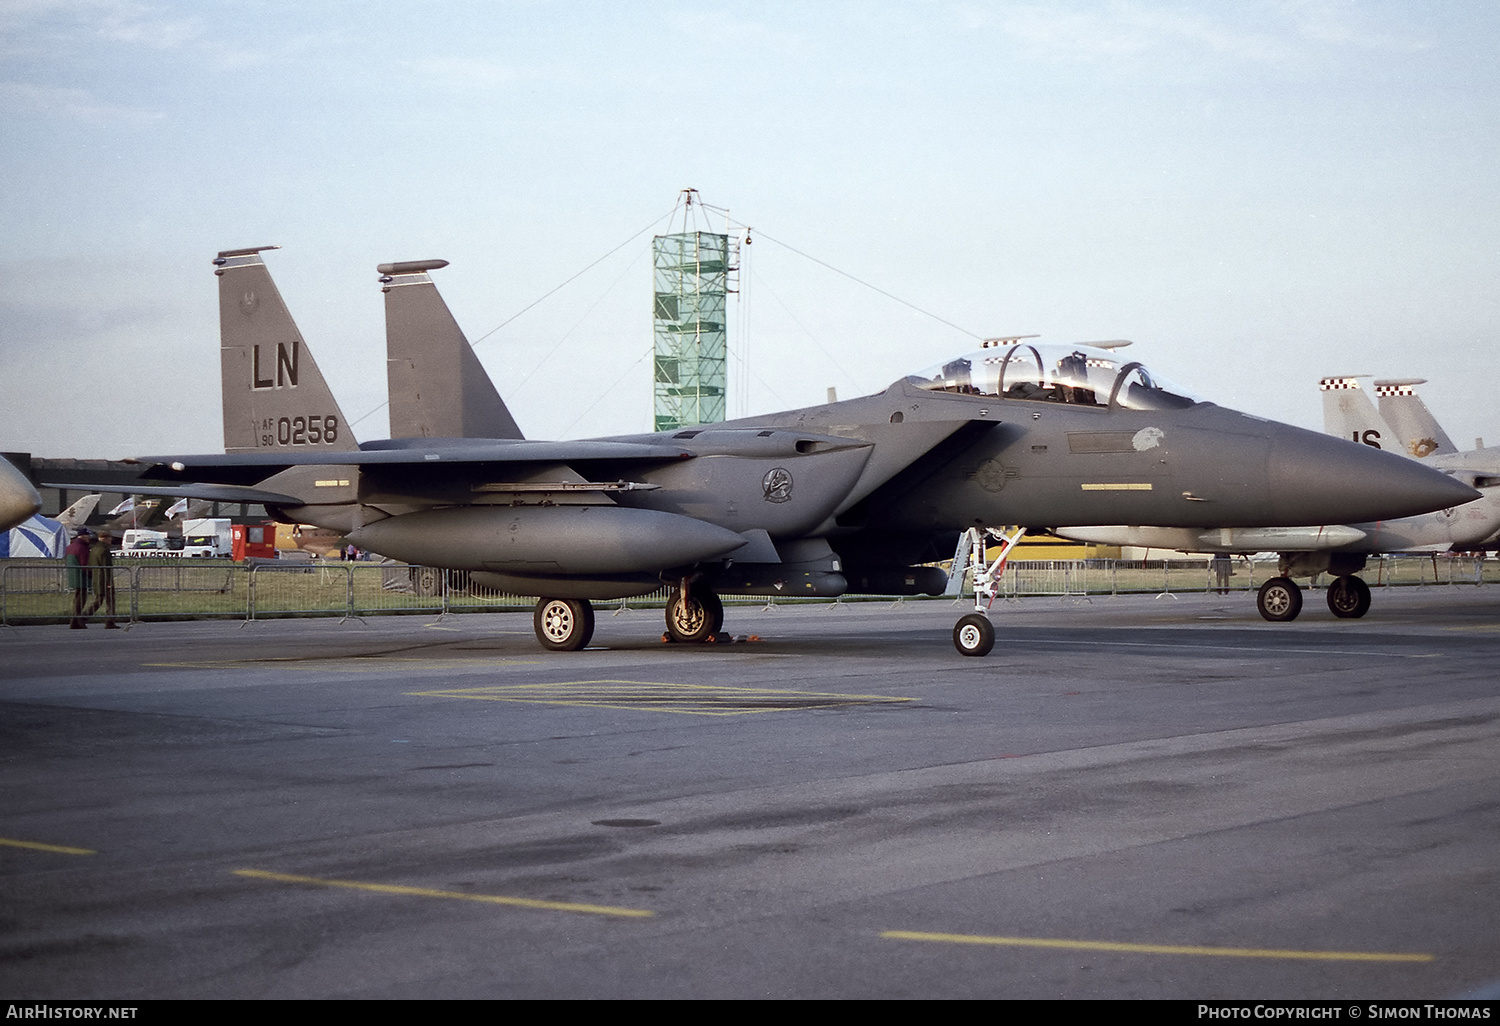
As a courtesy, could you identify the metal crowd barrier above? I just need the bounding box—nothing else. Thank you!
[1,554,1496,626]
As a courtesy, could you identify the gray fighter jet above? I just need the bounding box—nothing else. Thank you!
[90,247,1480,655]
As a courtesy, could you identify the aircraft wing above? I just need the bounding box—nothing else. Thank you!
[40,480,312,507]
[130,439,698,485]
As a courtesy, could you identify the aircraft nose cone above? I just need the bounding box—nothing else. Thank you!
[1267,427,1480,524]
[0,457,41,532]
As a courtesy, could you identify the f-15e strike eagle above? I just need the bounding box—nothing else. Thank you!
[79,246,1479,654]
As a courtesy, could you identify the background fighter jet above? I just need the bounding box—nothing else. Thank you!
[1323,375,1500,472]
[1322,374,1500,553]
[1359,377,1500,482]
[71,248,1479,655]
[52,494,100,533]
[1372,378,1458,459]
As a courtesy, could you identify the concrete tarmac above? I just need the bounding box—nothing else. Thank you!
[2,588,1498,999]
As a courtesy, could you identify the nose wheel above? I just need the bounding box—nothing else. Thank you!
[948,526,1027,657]
[1256,577,1303,621]
[953,613,995,656]
[1326,574,1372,618]
[534,597,595,651]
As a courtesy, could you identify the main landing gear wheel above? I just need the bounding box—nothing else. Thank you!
[953,613,995,657]
[534,597,595,651]
[1326,574,1372,619]
[1256,577,1303,622]
[665,589,723,643]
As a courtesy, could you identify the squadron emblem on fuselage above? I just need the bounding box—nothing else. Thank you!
[762,467,793,503]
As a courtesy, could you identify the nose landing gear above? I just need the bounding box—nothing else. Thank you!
[950,527,1026,656]
[954,613,995,656]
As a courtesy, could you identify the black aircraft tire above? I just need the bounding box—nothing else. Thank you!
[1256,577,1303,622]
[1327,575,1372,619]
[534,598,595,651]
[666,591,718,643]
[703,590,724,634]
[953,613,996,657]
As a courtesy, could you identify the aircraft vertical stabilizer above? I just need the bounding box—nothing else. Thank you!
[1375,379,1457,459]
[1319,376,1395,453]
[215,247,358,454]
[380,260,524,440]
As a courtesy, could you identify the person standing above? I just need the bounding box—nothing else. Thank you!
[1212,553,1232,594]
[84,530,119,629]
[65,527,92,628]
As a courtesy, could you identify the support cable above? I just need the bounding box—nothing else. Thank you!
[698,202,982,342]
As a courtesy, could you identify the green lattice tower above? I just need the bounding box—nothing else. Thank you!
[653,231,728,432]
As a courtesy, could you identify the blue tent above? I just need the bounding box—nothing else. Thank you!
[1,515,68,558]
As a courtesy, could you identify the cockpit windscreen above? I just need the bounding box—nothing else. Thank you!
[905,342,1201,411]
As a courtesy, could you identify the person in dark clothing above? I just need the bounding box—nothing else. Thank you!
[65,528,92,628]
[1212,553,1233,594]
[84,531,119,628]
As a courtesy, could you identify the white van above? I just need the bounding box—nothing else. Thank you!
[182,518,233,558]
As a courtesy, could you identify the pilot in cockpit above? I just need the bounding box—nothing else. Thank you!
[1054,350,1097,405]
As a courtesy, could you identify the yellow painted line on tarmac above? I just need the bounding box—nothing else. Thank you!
[147,657,539,672]
[1442,624,1500,632]
[881,930,1432,962]
[234,869,654,918]
[408,679,914,717]
[0,837,96,856]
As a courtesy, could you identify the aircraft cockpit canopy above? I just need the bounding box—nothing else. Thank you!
[905,341,1202,412]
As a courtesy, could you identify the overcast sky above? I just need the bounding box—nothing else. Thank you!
[2,1,1497,458]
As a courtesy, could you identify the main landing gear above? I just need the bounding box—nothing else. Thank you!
[1325,574,1372,619]
[665,584,724,643]
[950,526,1027,656]
[1255,574,1372,622]
[533,597,595,651]
[1256,577,1302,621]
[531,583,731,651]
